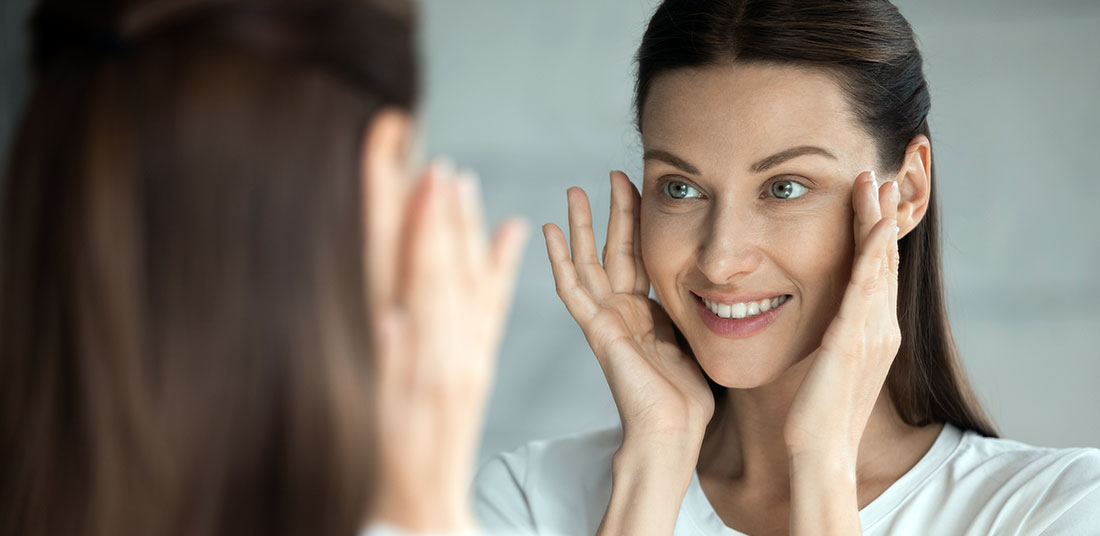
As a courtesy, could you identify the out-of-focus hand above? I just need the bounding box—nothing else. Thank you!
[371,161,529,532]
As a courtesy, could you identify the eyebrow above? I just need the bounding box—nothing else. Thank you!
[643,150,700,175]
[644,145,838,177]
[750,146,837,173]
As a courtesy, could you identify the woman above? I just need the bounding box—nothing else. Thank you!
[0,0,527,535]
[475,0,1100,534]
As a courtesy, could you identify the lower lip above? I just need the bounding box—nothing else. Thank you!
[694,295,789,339]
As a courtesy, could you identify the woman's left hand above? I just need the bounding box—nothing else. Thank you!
[783,171,901,535]
[784,171,902,464]
[371,162,529,532]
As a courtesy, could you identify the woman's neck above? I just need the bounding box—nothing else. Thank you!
[696,362,941,503]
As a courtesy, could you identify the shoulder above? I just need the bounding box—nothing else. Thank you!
[952,429,1100,482]
[948,429,1100,532]
[474,426,621,536]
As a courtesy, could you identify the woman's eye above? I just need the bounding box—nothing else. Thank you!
[664,181,702,200]
[768,179,808,200]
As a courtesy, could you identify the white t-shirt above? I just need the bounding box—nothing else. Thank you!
[475,424,1100,535]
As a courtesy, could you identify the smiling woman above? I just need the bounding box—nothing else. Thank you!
[474,0,1100,535]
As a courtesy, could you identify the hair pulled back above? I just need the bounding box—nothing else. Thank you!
[636,0,997,438]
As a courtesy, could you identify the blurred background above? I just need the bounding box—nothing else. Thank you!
[2,0,1098,467]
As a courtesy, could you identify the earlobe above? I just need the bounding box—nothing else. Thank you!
[894,135,932,238]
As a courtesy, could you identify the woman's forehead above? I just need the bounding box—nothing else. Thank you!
[640,63,870,171]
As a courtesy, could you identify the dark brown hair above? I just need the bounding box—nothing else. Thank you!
[637,0,998,438]
[0,1,418,535]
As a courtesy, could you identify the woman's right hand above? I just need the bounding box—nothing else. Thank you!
[543,171,714,455]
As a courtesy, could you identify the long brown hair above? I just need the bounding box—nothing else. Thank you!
[0,1,418,535]
[637,0,998,438]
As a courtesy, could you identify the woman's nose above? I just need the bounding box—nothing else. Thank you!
[695,207,763,285]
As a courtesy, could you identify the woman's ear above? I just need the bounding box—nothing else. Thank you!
[364,109,415,189]
[361,109,415,313]
[893,135,932,239]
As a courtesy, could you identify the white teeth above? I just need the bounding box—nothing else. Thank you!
[702,295,788,320]
[730,302,747,319]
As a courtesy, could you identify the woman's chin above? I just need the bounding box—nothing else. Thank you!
[696,351,806,390]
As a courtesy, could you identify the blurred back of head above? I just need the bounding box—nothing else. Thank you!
[0,1,418,534]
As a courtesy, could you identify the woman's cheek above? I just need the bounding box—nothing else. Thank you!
[766,203,854,345]
[640,210,700,302]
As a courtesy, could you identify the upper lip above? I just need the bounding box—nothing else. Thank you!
[692,290,790,304]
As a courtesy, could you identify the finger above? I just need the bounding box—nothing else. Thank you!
[851,171,882,254]
[402,166,467,371]
[441,170,475,286]
[456,171,489,269]
[373,307,414,397]
[604,171,638,294]
[401,165,447,303]
[880,181,901,313]
[543,223,600,321]
[832,216,898,337]
[363,147,412,314]
[567,187,612,297]
[630,178,651,296]
[487,217,530,333]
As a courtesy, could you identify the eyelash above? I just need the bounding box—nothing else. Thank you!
[657,177,811,202]
[661,179,706,200]
[762,178,810,200]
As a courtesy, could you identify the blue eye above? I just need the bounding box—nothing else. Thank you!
[664,181,702,200]
[768,180,808,199]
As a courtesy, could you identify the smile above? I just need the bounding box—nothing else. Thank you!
[701,295,789,319]
[691,293,792,339]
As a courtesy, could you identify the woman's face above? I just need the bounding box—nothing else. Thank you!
[639,63,883,389]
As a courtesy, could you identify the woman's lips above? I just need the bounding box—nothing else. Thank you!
[692,293,789,339]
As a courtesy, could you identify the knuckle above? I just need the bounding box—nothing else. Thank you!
[856,275,878,298]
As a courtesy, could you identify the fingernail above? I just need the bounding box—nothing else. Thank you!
[870,171,879,201]
[433,156,456,178]
[457,171,480,204]
[513,218,532,242]
[889,180,900,200]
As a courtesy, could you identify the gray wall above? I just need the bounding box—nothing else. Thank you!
[1,0,31,173]
[2,1,1097,466]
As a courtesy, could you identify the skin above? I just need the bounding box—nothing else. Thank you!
[362,111,530,531]
[544,63,939,535]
